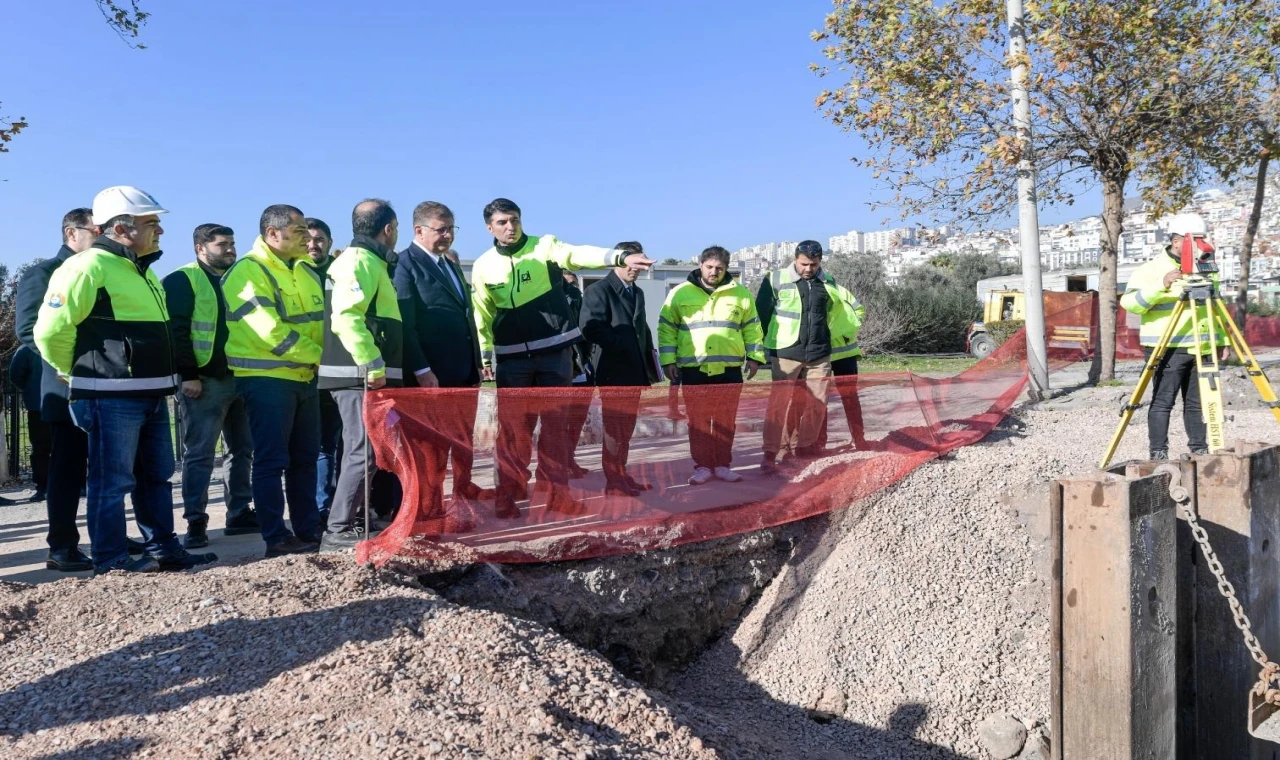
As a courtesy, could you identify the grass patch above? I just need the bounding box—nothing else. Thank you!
[861,354,978,375]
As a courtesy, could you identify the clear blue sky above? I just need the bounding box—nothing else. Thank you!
[0,0,1085,275]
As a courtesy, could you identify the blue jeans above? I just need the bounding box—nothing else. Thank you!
[70,396,181,570]
[179,374,253,523]
[236,376,321,545]
[316,389,342,513]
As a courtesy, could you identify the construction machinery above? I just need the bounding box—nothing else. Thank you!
[966,290,1096,359]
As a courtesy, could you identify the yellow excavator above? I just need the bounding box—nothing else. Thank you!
[966,290,1097,359]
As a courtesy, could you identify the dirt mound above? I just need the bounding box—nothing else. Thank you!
[673,400,1280,759]
[0,557,748,759]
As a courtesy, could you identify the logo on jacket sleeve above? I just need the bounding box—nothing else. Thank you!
[47,294,64,309]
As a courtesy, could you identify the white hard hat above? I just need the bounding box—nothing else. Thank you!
[91,186,169,225]
[1165,213,1208,238]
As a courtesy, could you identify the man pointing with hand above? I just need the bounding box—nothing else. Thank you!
[471,198,654,517]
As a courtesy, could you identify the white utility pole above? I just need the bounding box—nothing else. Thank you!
[1007,0,1049,398]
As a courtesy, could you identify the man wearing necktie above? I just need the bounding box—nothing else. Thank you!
[580,241,662,496]
[394,202,490,527]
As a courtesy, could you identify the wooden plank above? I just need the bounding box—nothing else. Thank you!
[1191,443,1280,760]
[1051,481,1064,760]
[1059,472,1176,759]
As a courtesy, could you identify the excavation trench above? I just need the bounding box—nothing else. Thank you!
[418,518,809,683]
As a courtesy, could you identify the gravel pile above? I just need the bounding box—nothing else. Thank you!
[0,557,750,759]
[672,388,1280,759]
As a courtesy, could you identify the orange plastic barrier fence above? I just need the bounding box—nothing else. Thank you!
[357,301,1280,566]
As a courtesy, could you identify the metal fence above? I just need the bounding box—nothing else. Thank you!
[0,374,186,486]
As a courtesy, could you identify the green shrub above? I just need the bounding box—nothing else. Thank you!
[986,319,1025,346]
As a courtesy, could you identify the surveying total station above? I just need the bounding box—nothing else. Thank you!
[1099,214,1280,469]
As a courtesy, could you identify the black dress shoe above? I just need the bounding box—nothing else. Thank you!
[494,494,522,519]
[46,547,93,572]
[93,555,159,576]
[152,547,218,571]
[224,509,261,536]
[126,538,147,556]
[605,480,642,497]
[184,520,209,549]
[625,476,652,492]
[30,490,46,503]
[265,535,319,558]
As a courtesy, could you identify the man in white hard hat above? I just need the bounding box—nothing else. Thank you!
[34,186,218,574]
[1119,212,1223,459]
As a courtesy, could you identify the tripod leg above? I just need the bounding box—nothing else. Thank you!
[1213,298,1280,426]
[1192,298,1226,453]
[1100,300,1187,468]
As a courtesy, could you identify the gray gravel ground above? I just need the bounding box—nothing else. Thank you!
[2,365,1278,759]
[671,377,1280,759]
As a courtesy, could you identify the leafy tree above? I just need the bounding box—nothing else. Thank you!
[661,257,682,265]
[1207,68,1279,328]
[812,0,1276,379]
[2,2,148,154]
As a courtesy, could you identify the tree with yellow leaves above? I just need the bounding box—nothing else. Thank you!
[813,0,1276,380]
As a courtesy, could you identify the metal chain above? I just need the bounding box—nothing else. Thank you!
[1155,464,1280,704]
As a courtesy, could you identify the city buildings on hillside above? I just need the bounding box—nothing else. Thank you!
[729,183,1279,288]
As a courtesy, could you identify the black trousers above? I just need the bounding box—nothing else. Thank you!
[46,421,88,551]
[1145,347,1207,454]
[495,348,573,494]
[600,387,643,482]
[818,356,866,448]
[681,366,743,470]
[27,409,51,492]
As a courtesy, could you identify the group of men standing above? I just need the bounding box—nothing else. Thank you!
[18,184,867,575]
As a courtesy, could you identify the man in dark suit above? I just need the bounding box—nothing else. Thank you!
[395,201,490,511]
[14,208,99,570]
[580,241,661,496]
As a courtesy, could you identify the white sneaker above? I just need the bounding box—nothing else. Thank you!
[688,467,714,485]
[714,466,742,482]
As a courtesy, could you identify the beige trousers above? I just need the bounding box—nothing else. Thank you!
[763,356,832,455]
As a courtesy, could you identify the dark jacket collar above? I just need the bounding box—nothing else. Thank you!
[350,235,397,265]
[496,234,530,256]
[55,244,78,262]
[92,235,164,272]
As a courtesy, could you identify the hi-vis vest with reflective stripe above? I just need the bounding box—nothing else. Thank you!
[176,262,218,368]
[763,268,849,353]
[657,277,766,376]
[32,242,178,398]
[318,243,404,389]
[222,237,325,381]
[1119,255,1223,354]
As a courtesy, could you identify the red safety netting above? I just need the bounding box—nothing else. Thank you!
[356,298,1280,567]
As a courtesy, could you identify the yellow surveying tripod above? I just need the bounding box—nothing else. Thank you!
[1100,270,1280,469]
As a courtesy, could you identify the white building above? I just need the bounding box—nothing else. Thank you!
[829,230,864,254]
[863,227,916,253]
